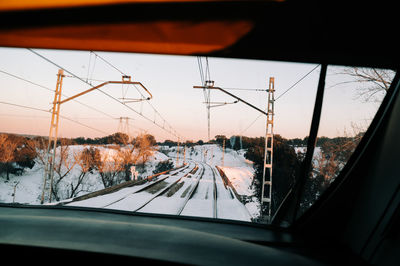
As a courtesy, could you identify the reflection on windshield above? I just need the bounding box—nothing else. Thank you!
[0,48,393,225]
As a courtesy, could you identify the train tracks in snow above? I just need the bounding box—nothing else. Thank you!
[67,161,251,221]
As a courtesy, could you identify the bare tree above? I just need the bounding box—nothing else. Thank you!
[316,128,363,184]
[114,133,157,181]
[68,147,97,198]
[118,146,137,182]
[0,134,6,146]
[0,134,17,180]
[336,67,395,103]
[95,151,124,188]
[133,133,156,166]
[26,137,48,166]
[51,141,77,201]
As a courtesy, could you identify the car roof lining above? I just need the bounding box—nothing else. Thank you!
[0,1,398,69]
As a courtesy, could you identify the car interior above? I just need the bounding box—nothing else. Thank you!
[0,1,399,265]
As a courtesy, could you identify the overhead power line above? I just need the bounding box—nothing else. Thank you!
[197,56,205,85]
[0,67,148,133]
[91,51,125,76]
[90,51,181,140]
[222,87,267,92]
[0,101,49,113]
[239,112,265,136]
[28,49,184,141]
[0,68,54,93]
[0,101,109,135]
[275,64,320,101]
[0,68,123,126]
[197,56,212,141]
[239,64,321,135]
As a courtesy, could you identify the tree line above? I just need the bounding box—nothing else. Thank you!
[210,133,363,217]
[154,132,363,217]
[47,133,158,201]
[72,132,156,146]
[0,132,166,202]
[0,131,362,208]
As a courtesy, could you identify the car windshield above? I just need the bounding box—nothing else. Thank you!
[0,47,395,225]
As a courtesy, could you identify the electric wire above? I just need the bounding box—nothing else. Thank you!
[0,68,115,122]
[90,51,181,140]
[0,68,144,134]
[239,64,321,135]
[86,51,92,83]
[221,87,267,91]
[0,101,109,135]
[0,68,54,93]
[28,49,183,140]
[197,56,205,85]
[238,111,265,136]
[206,57,211,81]
[89,53,97,82]
[275,64,320,101]
[197,56,212,141]
[91,51,124,76]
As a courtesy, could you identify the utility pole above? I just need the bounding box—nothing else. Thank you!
[222,138,225,167]
[41,71,146,204]
[41,69,64,204]
[210,146,213,165]
[176,140,180,166]
[194,78,275,221]
[261,77,275,220]
[183,145,186,165]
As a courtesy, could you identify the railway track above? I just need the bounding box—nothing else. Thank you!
[132,163,202,212]
[177,162,217,218]
[68,160,252,221]
[67,163,193,209]
[135,161,214,217]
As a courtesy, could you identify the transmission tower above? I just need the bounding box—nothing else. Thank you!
[41,69,64,204]
[261,77,275,220]
[117,116,132,140]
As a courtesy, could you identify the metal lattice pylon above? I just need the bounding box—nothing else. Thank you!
[41,69,64,204]
[117,116,132,141]
[261,77,275,219]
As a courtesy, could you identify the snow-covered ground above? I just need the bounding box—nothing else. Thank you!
[294,146,323,171]
[68,159,254,222]
[0,144,169,204]
[294,146,322,159]
[0,161,43,204]
[0,143,260,221]
[164,144,260,219]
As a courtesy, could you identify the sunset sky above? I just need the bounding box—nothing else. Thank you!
[0,47,386,142]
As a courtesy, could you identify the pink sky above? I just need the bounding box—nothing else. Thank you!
[0,48,386,142]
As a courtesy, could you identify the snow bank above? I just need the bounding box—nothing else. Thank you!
[294,146,322,158]
[0,143,261,221]
[0,162,43,204]
[294,146,322,169]
[218,166,254,196]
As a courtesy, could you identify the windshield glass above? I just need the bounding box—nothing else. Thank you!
[0,48,394,225]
